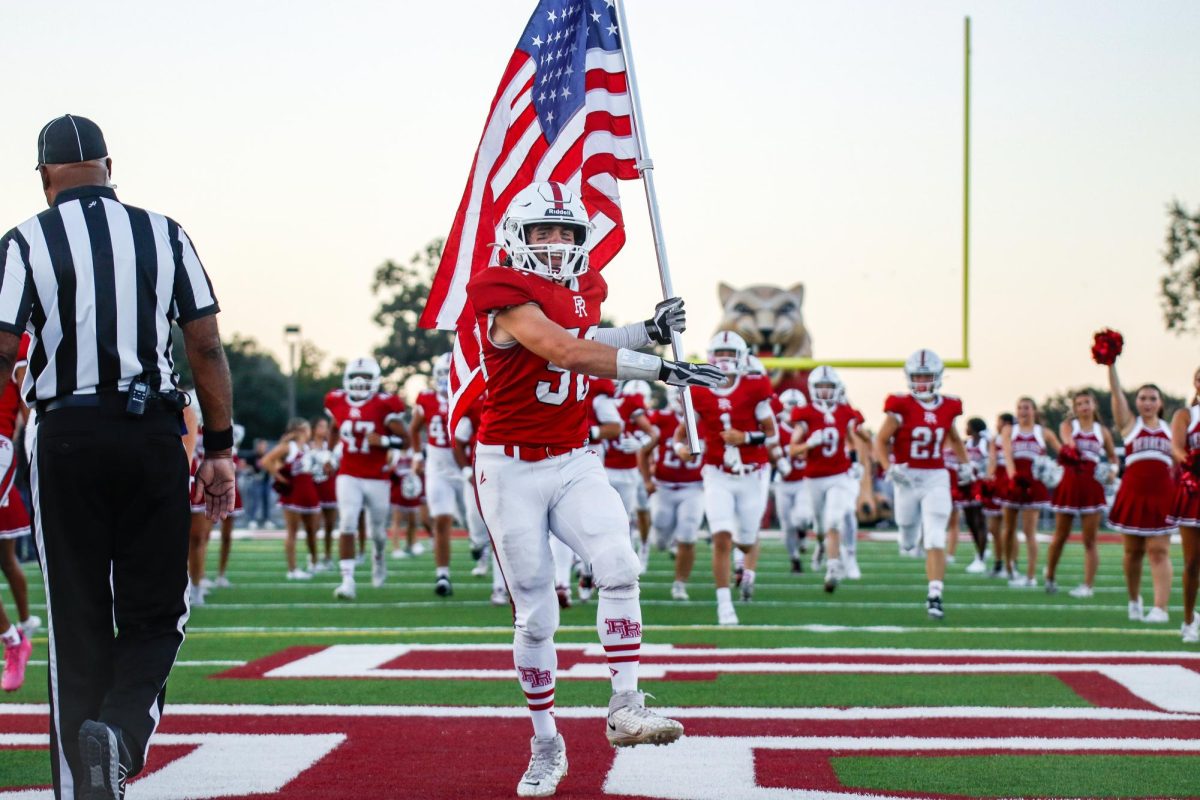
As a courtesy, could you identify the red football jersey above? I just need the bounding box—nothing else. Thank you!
[415,390,452,450]
[324,390,406,479]
[650,408,703,483]
[689,375,775,468]
[776,411,807,482]
[790,403,860,478]
[884,393,963,469]
[468,267,606,449]
[603,394,647,469]
[0,335,30,439]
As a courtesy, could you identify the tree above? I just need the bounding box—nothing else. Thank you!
[1040,385,1187,435]
[1160,200,1200,333]
[372,238,454,388]
[294,340,344,425]
[172,331,290,443]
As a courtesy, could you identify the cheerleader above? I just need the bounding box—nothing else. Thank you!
[1044,391,1117,597]
[1000,398,1062,588]
[957,418,991,573]
[389,448,429,560]
[1168,366,1200,643]
[1107,362,1175,623]
[310,416,339,570]
[984,413,1014,577]
[212,423,247,589]
[261,418,322,579]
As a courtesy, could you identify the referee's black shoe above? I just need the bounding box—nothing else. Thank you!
[78,720,131,799]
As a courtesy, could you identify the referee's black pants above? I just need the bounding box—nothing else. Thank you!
[31,402,191,799]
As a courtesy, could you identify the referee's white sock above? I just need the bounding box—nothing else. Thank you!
[1,625,19,647]
[339,559,355,584]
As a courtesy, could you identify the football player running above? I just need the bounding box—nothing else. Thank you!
[411,353,468,596]
[788,367,872,593]
[682,331,785,625]
[465,181,723,797]
[644,387,705,600]
[774,389,813,574]
[603,380,658,572]
[875,350,973,619]
[325,358,409,600]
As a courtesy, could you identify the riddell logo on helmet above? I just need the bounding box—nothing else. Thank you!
[543,207,574,218]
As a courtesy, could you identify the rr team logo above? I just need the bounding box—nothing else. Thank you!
[573,296,587,317]
[518,665,553,688]
[604,618,642,639]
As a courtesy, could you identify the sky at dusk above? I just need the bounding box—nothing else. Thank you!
[1,0,1197,426]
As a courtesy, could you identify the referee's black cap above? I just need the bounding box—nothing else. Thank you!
[36,114,108,169]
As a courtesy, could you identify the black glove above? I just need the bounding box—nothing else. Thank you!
[658,359,726,388]
[644,297,686,345]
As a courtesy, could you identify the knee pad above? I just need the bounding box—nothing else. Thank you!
[513,586,560,642]
[922,525,947,551]
[591,543,640,596]
[899,524,921,551]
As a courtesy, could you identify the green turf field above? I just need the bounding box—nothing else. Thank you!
[1,532,1197,799]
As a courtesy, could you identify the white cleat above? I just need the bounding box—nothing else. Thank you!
[1128,597,1144,621]
[517,734,568,797]
[1182,619,1199,644]
[1142,606,1169,624]
[670,581,689,601]
[471,560,490,577]
[490,587,510,607]
[392,548,410,560]
[1069,584,1094,599]
[410,542,427,557]
[844,556,862,580]
[717,603,739,626]
[333,581,356,601]
[372,554,387,588]
[965,557,987,575]
[606,690,684,748]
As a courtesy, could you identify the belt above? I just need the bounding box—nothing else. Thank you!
[476,442,580,463]
[36,390,184,416]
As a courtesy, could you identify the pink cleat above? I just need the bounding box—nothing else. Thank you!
[2,634,32,692]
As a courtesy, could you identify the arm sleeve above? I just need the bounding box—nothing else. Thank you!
[755,399,775,422]
[0,231,33,336]
[167,220,220,324]
[454,417,474,442]
[593,322,651,350]
[592,395,622,425]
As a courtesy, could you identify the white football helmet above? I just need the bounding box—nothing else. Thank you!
[432,352,452,397]
[905,349,944,402]
[707,331,749,376]
[808,365,843,412]
[620,379,651,403]
[666,386,684,414]
[745,355,768,376]
[779,388,807,413]
[344,356,382,402]
[500,181,594,281]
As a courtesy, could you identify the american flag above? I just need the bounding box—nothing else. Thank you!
[419,0,639,430]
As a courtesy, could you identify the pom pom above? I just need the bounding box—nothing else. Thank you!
[1186,452,1200,480]
[1181,470,1199,497]
[1090,329,1124,366]
[1057,446,1082,467]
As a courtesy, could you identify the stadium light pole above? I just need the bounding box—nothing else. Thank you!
[285,324,301,420]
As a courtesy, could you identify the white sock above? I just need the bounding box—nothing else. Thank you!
[716,587,732,606]
[1,625,19,647]
[339,559,355,583]
[929,580,944,598]
[597,591,642,694]
[436,566,450,579]
[514,631,557,739]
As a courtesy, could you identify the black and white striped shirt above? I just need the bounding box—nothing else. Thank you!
[0,185,217,403]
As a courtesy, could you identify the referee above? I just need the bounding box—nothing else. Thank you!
[0,115,235,800]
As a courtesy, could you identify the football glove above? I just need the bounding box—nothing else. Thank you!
[886,463,912,487]
[644,297,687,345]
[659,359,725,388]
[956,461,978,487]
[775,457,792,478]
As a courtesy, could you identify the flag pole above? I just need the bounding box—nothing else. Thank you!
[612,0,702,453]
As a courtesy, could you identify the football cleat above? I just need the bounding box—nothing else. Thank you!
[965,557,987,575]
[371,554,387,588]
[471,560,490,577]
[1142,606,1169,624]
[1044,579,1058,594]
[469,544,485,562]
[844,555,862,580]
[392,548,410,560]
[1182,619,1199,644]
[491,587,511,607]
[2,633,32,692]
[1128,598,1144,621]
[556,585,572,609]
[333,581,356,601]
[926,594,945,619]
[435,575,454,597]
[717,604,739,626]
[734,565,744,587]
[577,573,594,603]
[411,542,427,557]
[823,559,843,594]
[790,557,803,574]
[78,720,130,800]
[670,581,689,601]
[739,571,755,602]
[605,691,684,748]
[516,734,568,797]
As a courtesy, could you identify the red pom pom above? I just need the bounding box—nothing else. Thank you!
[1091,329,1124,366]
[1186,452,1200,480]
[1057,446,1082,467]
[1181,470,1200,497]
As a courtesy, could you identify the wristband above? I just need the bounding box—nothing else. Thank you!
[203,426,234,452]
[385,436,408,449]
[746,430,766,446]
[616,348,663,381]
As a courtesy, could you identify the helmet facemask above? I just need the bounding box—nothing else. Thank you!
[907,371,941,402]
[503,221,591,282]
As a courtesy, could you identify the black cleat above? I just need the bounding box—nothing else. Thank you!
[78,720,130,800]
[435,576,454,597]
[790,557,803,574]
[734,566,744,587]
[469,544,484,561]
[926,595,944,619]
